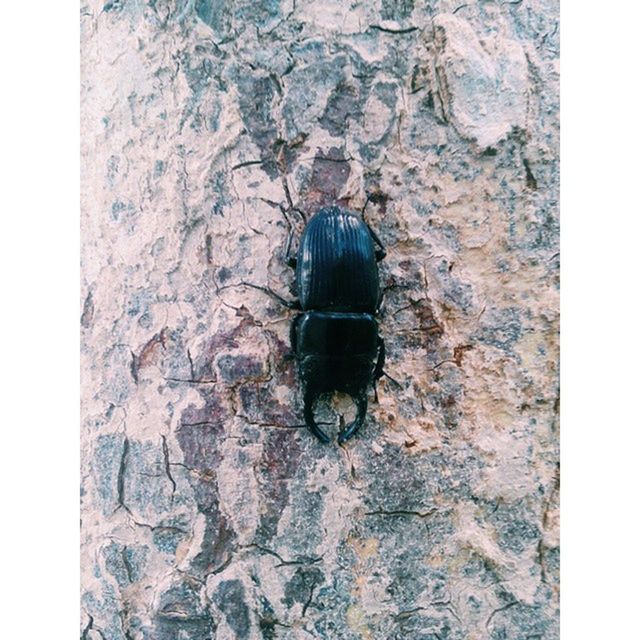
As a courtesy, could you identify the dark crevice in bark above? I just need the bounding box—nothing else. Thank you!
[370,25,419,35]
[486,600,519,629]
[122,545,134,583]
[364,508,438,519]
[232,159,265,171]
[161,435,177,498]
[243,544,323,568]
[301,579,318,618]
[82,614,106,640]
[116,437,130,513]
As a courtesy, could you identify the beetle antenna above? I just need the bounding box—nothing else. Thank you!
[278,202,292,226]
[361,192,372,221]
[278,204,298,270]
[282,175,295,210]
[240,282,301,310]
[225,281,301,310]
[281,176,307,223]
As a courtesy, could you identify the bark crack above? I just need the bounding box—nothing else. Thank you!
[161,435,177,499]
[364,508,438,519]
[243,544,323,568]
[370,25,419,35]
[486,600,519,629]
[115,437,130,514]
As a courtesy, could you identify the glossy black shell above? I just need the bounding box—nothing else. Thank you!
[295,312,378,395]
[296,206,379,313]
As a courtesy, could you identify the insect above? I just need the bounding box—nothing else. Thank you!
[282,205,387,443]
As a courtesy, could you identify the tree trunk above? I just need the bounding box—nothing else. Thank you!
[81,1,559,638]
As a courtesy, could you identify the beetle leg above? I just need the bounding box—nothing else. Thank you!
[279,204,298,269]
[367,224,387,262]
[285,226,298,269]
[371,337,386,404]
[382,370,402,389]
[289,314,302,355]
[373,337,386,381]
[338,392,368,443]
[304,390,330,443]
[376,286,385,314]
[238,282,301,310]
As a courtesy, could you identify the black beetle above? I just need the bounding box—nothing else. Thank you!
[282,205,387,444]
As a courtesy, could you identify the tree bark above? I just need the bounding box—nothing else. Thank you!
[81,1,559,638]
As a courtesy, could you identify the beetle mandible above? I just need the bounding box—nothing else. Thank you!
[283,205,387,444]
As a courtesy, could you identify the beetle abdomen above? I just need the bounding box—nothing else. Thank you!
[297,206,379,313]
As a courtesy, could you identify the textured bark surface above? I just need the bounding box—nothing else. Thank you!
[81,1,559,638]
